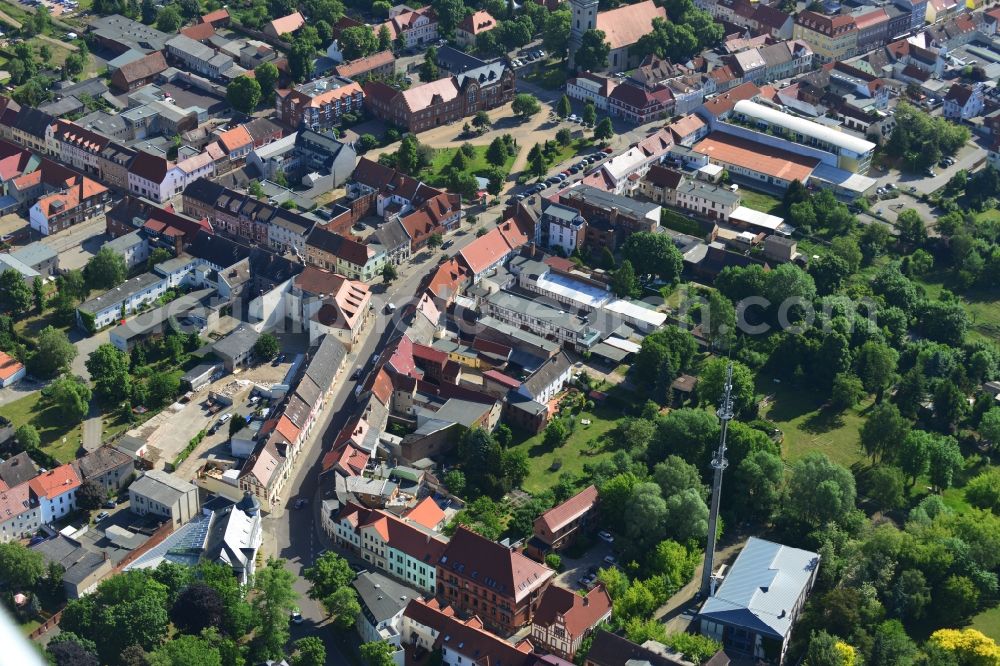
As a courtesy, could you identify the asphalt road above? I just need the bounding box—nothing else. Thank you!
[265,226,486,664]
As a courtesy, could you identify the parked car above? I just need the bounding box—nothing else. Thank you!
[95,511,110,522]
[441,239,454,250]
[578,573,597,588]
[104,499,116,509]
[602,147,614,154]
[293,498,307,509]
[568,114,580,123]
[351,368,362,381]
[603,555,618,566]
[290,609,303,624]
[598,530,614,543]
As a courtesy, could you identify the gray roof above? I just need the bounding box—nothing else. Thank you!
[543,201,585,224]
[89,14,169,53]
[167,34,217,63]
[105,230,146,255]
[436,46,488,74]
[374,217,411,251]
[676,181,741,207]
[10,241,57,269]
[562,185,661,220]
[522,351,573,398]
[353,569,422,623]
[455,60,509,89]
[78,272,165,314]
[0,254,39,279]
[31,535,109,586]
[213,325,260,361]
[39,96,84,118]
[114,434,147,456]
[107,49,146,71]
[0,452,39,487]
[109,288,218,343]
[476,315,559,354]
[432,398,493,428]
[698,536,820,640]
[73,446,132,480]
[76,110,128,139]
[130,470,197,506]
[486,290,593,334]
[303,334,346,390]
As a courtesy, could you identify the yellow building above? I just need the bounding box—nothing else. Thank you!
[793,11,858,63]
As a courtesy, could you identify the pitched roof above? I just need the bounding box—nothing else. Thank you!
[533,584,612,640]
[586,630,688,666]
[536,485,598,534]
[130,150,171,183]
[945,82,975,105]
[113,50,168,85]
[403,598,536,664]
[73,446,131,480]
[693,132,818,183]
[180,22,215,40]
[217,125,253,153]
[405,496,446,530]
[699,81,760,119]
[400,77,461,113]
[306,226,373,266]
[644,163,685,190]
[0,452,38,489]
[596,0,668,51]
[0,351,23,381]
[459,10,496,35]
[334,50,395,79]
[0,481,33,522]
[440,526,554,602]
[267,11,305,36]
[28,464,81,500]
[425,257,470,299]
[458,225,512,275]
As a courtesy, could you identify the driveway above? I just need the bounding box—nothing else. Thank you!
[554,536,616,591]
[70,328,110,381]
[869,139,986,195]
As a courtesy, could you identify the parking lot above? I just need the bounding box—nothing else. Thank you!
[554,533,617,592]
[507,147,613,204]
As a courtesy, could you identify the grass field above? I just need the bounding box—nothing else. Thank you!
[738,188,783,215]
[0,391,82,462]
[418,145,516,187]
[916,273,1000,344]
[509,406,619,494]
[524,61,568,90]
[976,209,1000,224]
[757,376,869,468]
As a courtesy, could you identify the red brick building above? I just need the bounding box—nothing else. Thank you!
[526,485,599,559]
[436,526,554,635]
[363,61,514,133]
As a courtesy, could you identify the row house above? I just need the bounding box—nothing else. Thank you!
[2,106,54,155]
[0,481,41,543]
[333,50,397,81]
[725,41,814,86]
[852,7,890,53]
[29,465,81,524]
[29,176,111,236]
[566,71,618,112]
[351,157,444,219]
[560,185,661,252]
[96,141,137,190]
[793,11,858,63]
[399,192,463,251]
[305,225,386,281]
[239,441,289,509]
[165,34,237,80]
[48,120,109,177]
[483,290,602,351]
[110,50,168,92]
[531,585,613,660]
[72,446,134,495]
[675,181,742,222]
[289,268,372,348]
[128,150,215,203]
[437,526,554,636]
[944,82,984,120]
[332,502,447,594]
[639,164,686,205]
[76,271,168,331]
[275,77,364,130]
[363,61,514,134]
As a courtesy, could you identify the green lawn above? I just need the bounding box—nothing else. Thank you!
[524,61,568,90]
[418,145,515,187]
[509,406,619,494]
[19,619,40,637]
[915,273,1000,344]
[971,606,1000,641]
[757,376,869,469]
[975,209,1000,224]
[0,391,82,463]
[738,189,783,215]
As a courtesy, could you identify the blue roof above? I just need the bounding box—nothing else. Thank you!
[698,537,820,640]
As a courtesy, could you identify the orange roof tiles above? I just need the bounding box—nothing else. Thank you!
[459,226,512,275]
[537,485,598,533]
[28,464,81,500]
[596,0,668,51]
[534,584,613,641]
[267,11,305,36]
[459,10,496,35]
[33,177,107,219]
[180,22,215,40]
[217,125,253,154]
[693,132,818,183]
[275,415,301,443]
[400,78,460,113]
[0,351,23,381]
[405,496,446,530]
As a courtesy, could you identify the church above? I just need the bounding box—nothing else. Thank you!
[569,0,668,71]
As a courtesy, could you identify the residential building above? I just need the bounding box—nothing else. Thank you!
[698,537,820,664]
[541,202,587,254]
[332,502,448,594]
[532,585,613,660]
[76,272,168,332]
[456,10,497,48]
[457,218,528,281]
[129,470,201,527]
[165,34,235,80]
[517,352,575,405]
[0,482,41,543]
[354,569,420,650]
[264,11,305,39]
[943,82,984,120]
[216,125,254,161]
[295,267,373,347]
[566,72,618,112]
[376,6,438,50]
[363,61,514,133]
[400,598,538,665]
[213,325,260,371]
[104,230,149,271]
[129,150,215,204]
[0,452,39,488]
[275,77,365,130]
[675,181,741,221]
[30,464,82,524]
[110,51,168,92]
[293,129,357,185]
[374,217,413,266]
[334,51,397,81]
[528,485,599,559]
[640,164,686,205]
[88,14,170,55]
[608,83,673,124]
[793,11,858,62]
[248,133,298,180]
[436,526,555,635]
[29,176,110,236]
[0,351,25,388]
[483,291,601,351]
[31,534,113,598]
[3,107,53,154]
[305,226,386,281]
[72,446,134,495]
[399,192,463,251]
[584,630,690,666]
[559,185,661,251]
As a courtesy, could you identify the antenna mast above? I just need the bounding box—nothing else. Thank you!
[700,362,733,598]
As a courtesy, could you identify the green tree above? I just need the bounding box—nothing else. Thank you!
[704,289,735,350]
[170,582,225,634]
[662,633,723,664]
[620,231,683,284]
[854,341,898,402]
[15,424,39,451]
[582,101,597,126]
[321,586,361,628]
[860,402,910,462]
[420,45,439,81]
[783,453,856,527]
[557,94,572,118]
[927,434,963,490]
[149,633,221,666]
[594,117,614,142]
[381,263,398,284]
[574,29,610,71]
[866,465,905,511]
[360,641,396,666]
[77,478,106,510]
[472,110,491,131]
[253,62,279,102]
[0,269,32,315]
[303,551,354,602]
[146,247,173,272]
[444,469,466,496]
[611,259,639,298]
[32,276,44,312]
[805,631,850,666]
[543,418,570,448]
[339,26,378,60]
[512,93,541,118]
[527,143,546,178]
[292,637,326,666]
[46,375,91,421]
[378,24,393,51]
[29,325,77,378]
[147,371,180,406]
[0,541,45,588]
[980,407,1000,445]
[86,343,132,403]
[84,247,127,291]
[731,449,783,521]
[830,373,865,410]
[253,333,280,361]
[47,634,99,666]
[227,76,262,114]
[663,487,709,543]
[541,9,571,57]
[938,575,980,625]
[896,208,926,247]
[250,559,298,661]
[155,4,182,31]
[289,36,316,82]
[697,358,756,417]
[395,135,421,174]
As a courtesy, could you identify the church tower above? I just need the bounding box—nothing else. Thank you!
[568,0,599,68]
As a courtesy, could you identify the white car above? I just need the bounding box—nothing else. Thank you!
[568,114,580,123]
[598,531,614,543]
[291,609,303,624]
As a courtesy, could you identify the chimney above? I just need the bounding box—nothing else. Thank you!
[583,596,589,606]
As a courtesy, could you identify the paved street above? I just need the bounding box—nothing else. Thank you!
[263,224,485,664]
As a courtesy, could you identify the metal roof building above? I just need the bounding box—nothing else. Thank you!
[697,536,820,664]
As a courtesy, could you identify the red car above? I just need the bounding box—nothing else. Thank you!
[602,147,614,154]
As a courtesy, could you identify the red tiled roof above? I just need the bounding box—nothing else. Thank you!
[180,22,215,40]
[28,464,81,500]
[267,11,305,36]
[114,51,168,86]
[217,125,253,154]
[200,8,230,24]
[459,10,496,35]
[440,526,554,602]
[0,351,23,381]
[483,369,521,389]
[425,257,470,299]
[700,82,760,118]
[334,50,395,79]
[533,584,612,641]
[537,485,598,533]
[596,0,668,51]
[403,598,535,664]
[405,496,446,530]
[459,226,512,275]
